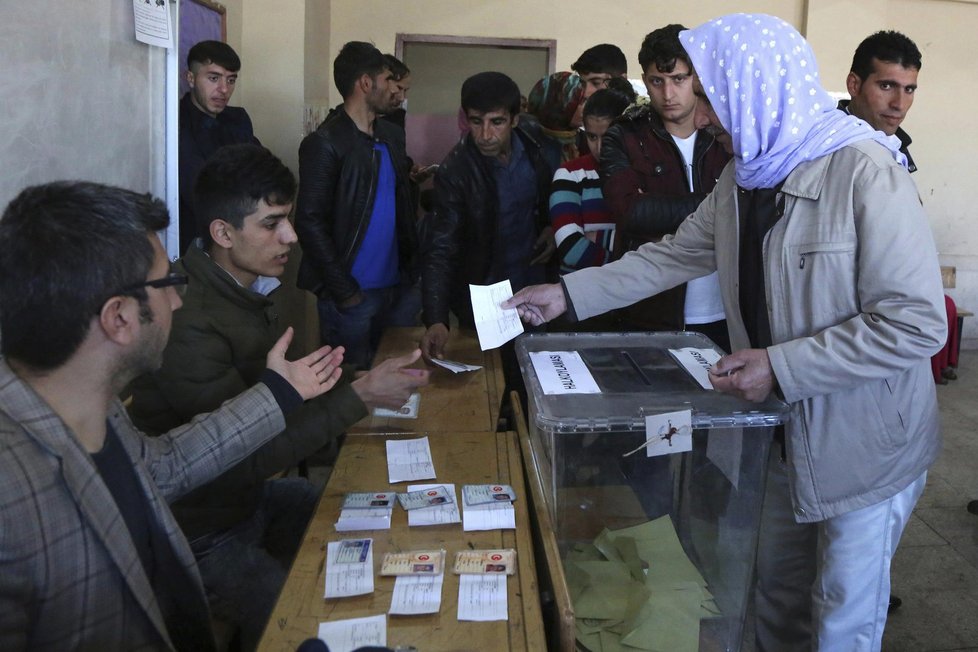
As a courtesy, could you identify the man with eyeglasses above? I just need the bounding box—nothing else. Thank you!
[0,181,343,651]
[128,144,430,648]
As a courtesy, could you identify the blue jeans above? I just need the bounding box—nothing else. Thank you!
[317,282,420,370]
[191,478,320,650]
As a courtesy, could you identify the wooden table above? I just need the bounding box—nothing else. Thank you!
[349,326,505,434]
[258,431,545,651]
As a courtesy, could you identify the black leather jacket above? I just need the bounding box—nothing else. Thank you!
[422,120,559,328]
[295,106,417,302]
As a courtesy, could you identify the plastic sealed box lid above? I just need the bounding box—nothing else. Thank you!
[515,331,789,433]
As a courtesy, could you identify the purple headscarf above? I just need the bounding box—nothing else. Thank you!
[681,14,907,189]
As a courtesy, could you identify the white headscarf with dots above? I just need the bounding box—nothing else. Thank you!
[681,14,907,189]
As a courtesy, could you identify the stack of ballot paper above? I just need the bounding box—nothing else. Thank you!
[566,516,718,652]
[462,483,516,531]
[335,492,395,532]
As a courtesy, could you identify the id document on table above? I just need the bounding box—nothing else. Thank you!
[324,539,374,598]
[407,483,461,526]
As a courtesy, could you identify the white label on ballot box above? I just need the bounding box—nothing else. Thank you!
[529,351,601,395]
[668,347,722,390]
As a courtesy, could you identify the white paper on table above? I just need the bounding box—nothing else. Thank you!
[668,347,723,390]
[386,436,436,483]
[431,358,483,374]
[372,392,420,418]
[463,501,516,531]
[317,614,386,652]
[335,506,393,532]
[388,574,444,615]
[528,351,601,395]
[457,573,508,621]
[406,483,461,526]
[324,539,374,598]
[469,281,524,351]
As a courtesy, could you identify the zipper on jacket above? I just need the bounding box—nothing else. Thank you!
[344,145,379,265]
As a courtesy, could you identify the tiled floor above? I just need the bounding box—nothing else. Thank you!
[883,350,978,652]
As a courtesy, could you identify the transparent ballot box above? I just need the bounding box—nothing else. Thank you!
[516,332,788,652]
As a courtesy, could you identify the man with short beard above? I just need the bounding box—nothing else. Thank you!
[296,41,420,370]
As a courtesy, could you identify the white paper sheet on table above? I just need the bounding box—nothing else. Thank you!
[389,574,444,615]
[457,574,508,621]
[528,350,601,395]
[431,358,482,373]
[406,483,461,526]
[668,347,722,390]
[469,280,524,350]
[317,614,386,652]
[463,501,516,531]
[324,539,374,598]
[386,436,436,483]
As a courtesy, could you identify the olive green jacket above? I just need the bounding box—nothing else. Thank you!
[128,245,366,539]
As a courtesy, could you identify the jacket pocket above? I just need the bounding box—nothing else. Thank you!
[785,239,858,330]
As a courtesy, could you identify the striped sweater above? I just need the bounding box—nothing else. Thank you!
[548,153,616,274]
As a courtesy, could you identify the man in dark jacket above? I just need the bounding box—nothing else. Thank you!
[601,25,731,349]
[838,30,920,174]
[296,41,419,370]
[420,71,560,362]
[129,144,429,649]
[179,40,259,254]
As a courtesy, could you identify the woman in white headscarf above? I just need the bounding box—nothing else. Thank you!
[506,13,946,652]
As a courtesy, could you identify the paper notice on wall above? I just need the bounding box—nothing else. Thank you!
[132,0,173,49]
[529,351,601,395]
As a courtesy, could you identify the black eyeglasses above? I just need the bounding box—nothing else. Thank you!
[120,272,189,297]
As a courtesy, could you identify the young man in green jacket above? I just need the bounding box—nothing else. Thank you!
[129,143,429,648]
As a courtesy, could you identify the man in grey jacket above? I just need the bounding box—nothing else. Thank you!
[0,182,342,651]
[506,14,945,652]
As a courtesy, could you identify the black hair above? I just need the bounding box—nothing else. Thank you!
[638,24,690,75]
[572,44,627,76]
[193,144,296,246]
[583,78,636,121]
[850,30,922,79]
[460,71,521,117]
[0,182,168,370]
[187,40,241,72]
[333,41,387,99]
[383,54,410,81]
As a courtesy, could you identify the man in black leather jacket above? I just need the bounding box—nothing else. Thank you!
[420,72,560,362]
[296,41,419,369]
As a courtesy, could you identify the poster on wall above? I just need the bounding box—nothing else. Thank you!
[132,0,173,49]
